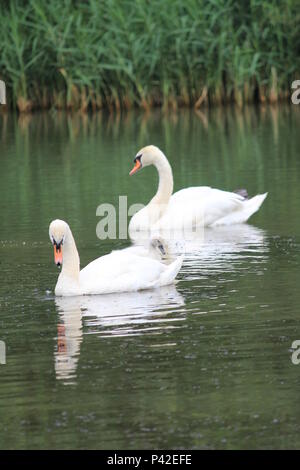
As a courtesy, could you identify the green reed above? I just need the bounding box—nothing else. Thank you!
[0,0,299,112]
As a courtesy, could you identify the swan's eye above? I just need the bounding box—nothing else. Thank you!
[134,154,142,164]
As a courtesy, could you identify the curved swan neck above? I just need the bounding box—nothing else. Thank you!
[151,151,174,205]
[61,226,80,281]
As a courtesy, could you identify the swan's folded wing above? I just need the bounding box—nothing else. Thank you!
[80,252,169,294]
[167,187,245,227]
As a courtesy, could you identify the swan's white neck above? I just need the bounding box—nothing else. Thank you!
[56,227,80,294]
[129,148,174,231]
[150,151,174,206]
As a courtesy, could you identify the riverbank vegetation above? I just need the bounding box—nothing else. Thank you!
[0,0,299,112]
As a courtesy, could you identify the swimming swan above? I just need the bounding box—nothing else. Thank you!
[49,219,183,296]
[129,145,267,232]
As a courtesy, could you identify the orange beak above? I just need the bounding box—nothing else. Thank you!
[129,159,142,176]
[54,245,63,266]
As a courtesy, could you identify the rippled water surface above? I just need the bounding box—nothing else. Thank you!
[1,107,300,449]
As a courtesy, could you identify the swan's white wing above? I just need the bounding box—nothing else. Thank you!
[79,251,175,294]
[157,187,244,228]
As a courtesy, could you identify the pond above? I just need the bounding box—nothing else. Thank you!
[0,106,300,449]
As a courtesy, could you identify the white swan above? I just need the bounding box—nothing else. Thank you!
[49,219,183,297]
[129,145,267,232]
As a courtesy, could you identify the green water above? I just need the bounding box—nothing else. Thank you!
[0,106,300,450]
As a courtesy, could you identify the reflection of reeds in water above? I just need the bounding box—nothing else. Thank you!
[0,1,299,112]
[1,105,299,158]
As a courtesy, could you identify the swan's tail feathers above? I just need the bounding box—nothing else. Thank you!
[213,192,268,226]
[242,192,268,222]
[159,255,183,286]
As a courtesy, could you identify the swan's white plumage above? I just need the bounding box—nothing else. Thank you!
[79,251,183,295]
[49,219,182,297]
[158,187,268,228]
[129,146,267,232]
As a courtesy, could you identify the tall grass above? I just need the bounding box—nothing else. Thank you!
[0,0,299,112]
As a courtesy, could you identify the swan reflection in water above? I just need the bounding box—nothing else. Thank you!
[181,224,269,279]
[54,284,185,382]
[130,224,268,275]
[55,298,83,384]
